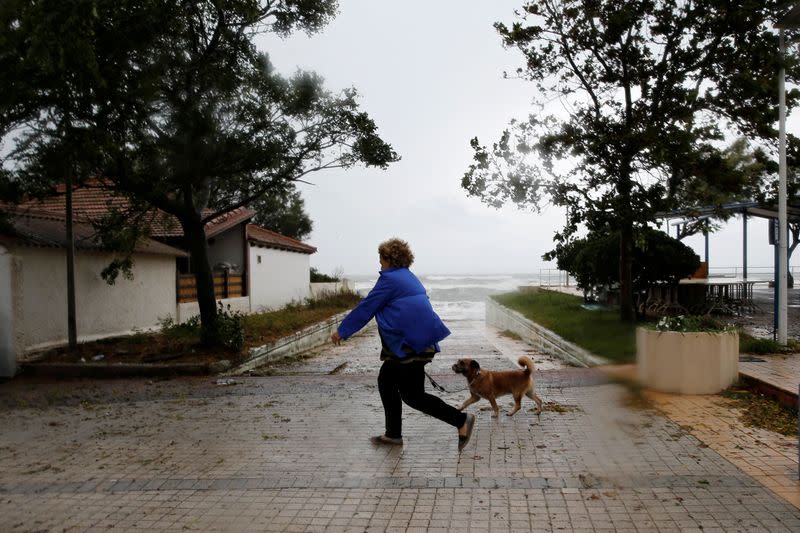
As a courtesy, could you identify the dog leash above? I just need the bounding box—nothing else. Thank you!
[424,370,469,393]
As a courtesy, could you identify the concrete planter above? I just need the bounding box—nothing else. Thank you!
[636,327,739,394]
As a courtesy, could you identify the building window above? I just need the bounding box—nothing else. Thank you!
[257,255,262,264]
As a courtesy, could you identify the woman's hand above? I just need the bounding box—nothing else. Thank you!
[331,331,342,345]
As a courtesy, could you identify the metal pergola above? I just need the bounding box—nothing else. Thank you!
[657,201,800,279]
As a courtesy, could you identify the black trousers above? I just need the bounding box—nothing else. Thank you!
[378,359,467,439]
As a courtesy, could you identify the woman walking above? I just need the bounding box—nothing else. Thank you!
[331,238,475,451]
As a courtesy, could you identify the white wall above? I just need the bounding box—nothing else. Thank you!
[249,246,311,310]
[309,280,355,299]
[207,226,245,272]
[177,296,250,323]
[13,247,177,354]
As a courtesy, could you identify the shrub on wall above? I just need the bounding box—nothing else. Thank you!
[310,267,340,283]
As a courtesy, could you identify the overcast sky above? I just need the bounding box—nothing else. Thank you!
[257,0,799,277]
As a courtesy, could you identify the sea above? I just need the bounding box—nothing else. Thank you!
[348,267,785,323]
[348,272,564,322]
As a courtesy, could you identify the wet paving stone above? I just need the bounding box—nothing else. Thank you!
[0,319,798,531]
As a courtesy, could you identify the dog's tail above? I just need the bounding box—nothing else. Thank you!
[517,356,534,374]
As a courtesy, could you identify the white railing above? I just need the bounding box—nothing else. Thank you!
[707,265,797,281]
[538,268,571,287]
[537,266,796,286]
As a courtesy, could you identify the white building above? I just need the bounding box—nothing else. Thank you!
[0,208,186,376]
[0,184,317,376]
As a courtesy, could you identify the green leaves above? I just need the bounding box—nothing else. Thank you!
[268,0,339,37]
[556,227,700,293]
[2,1,396,346]
[464,0,800,320]
[466,0,800,214]
[246,186,313,240]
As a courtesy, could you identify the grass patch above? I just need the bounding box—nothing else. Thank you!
[721,386,798,436]
[242,291,361,347]
[739,332,800,355]
[493,289,636,363]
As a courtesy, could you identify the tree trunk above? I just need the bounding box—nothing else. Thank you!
[618,163,635,322]
[181,218,219,346]
[619,220,635,322]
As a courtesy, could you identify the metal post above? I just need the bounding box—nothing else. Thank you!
[743,213,748,279]
[65,175,77,349]
[778,29,789,344]
[774,229,780,341]
[704,229,709,264]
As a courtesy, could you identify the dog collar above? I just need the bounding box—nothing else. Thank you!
[468,369,481,384]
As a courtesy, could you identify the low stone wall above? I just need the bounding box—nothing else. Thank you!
[485,297,608,367]
[233,311,354,374]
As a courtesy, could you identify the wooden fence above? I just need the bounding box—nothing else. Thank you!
[177,271,245,303]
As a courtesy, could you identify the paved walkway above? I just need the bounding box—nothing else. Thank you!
[1,320,799,532]
[646,391,799,510]
[739,352,800,402]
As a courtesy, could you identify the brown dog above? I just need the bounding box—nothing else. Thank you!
[452,356,543,417]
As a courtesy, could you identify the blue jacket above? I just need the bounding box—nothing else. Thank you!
[337,268,450,357]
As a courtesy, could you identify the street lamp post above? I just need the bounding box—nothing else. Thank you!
[779,28,789,345]
[775,4,800,345]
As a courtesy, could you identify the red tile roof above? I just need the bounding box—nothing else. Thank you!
[0,207,188,257]
[17,183,255,238]
[247,224,317,255]
[202,207,255,239]
[10,183,317,254]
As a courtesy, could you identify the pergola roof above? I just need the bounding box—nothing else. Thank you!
[656,201,800,223]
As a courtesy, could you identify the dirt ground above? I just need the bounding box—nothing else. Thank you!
[31,335,243,366]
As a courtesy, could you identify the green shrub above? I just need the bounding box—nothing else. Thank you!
[159,308,244,352]
[739,333,796,354]
[241,289,361,347]
[554,227,700,295]
[126,329,149,345]
[310,267,340,282]
[651,315,735,333]
[215,302,244,353]
[304,289,361,309]
[158,314,201,340]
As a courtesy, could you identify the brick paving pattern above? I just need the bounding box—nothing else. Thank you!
[1,320,799,531]
[647,391,800,510]
[739,353,800,399]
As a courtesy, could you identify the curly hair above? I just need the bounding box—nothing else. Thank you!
[378,238,414,269]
